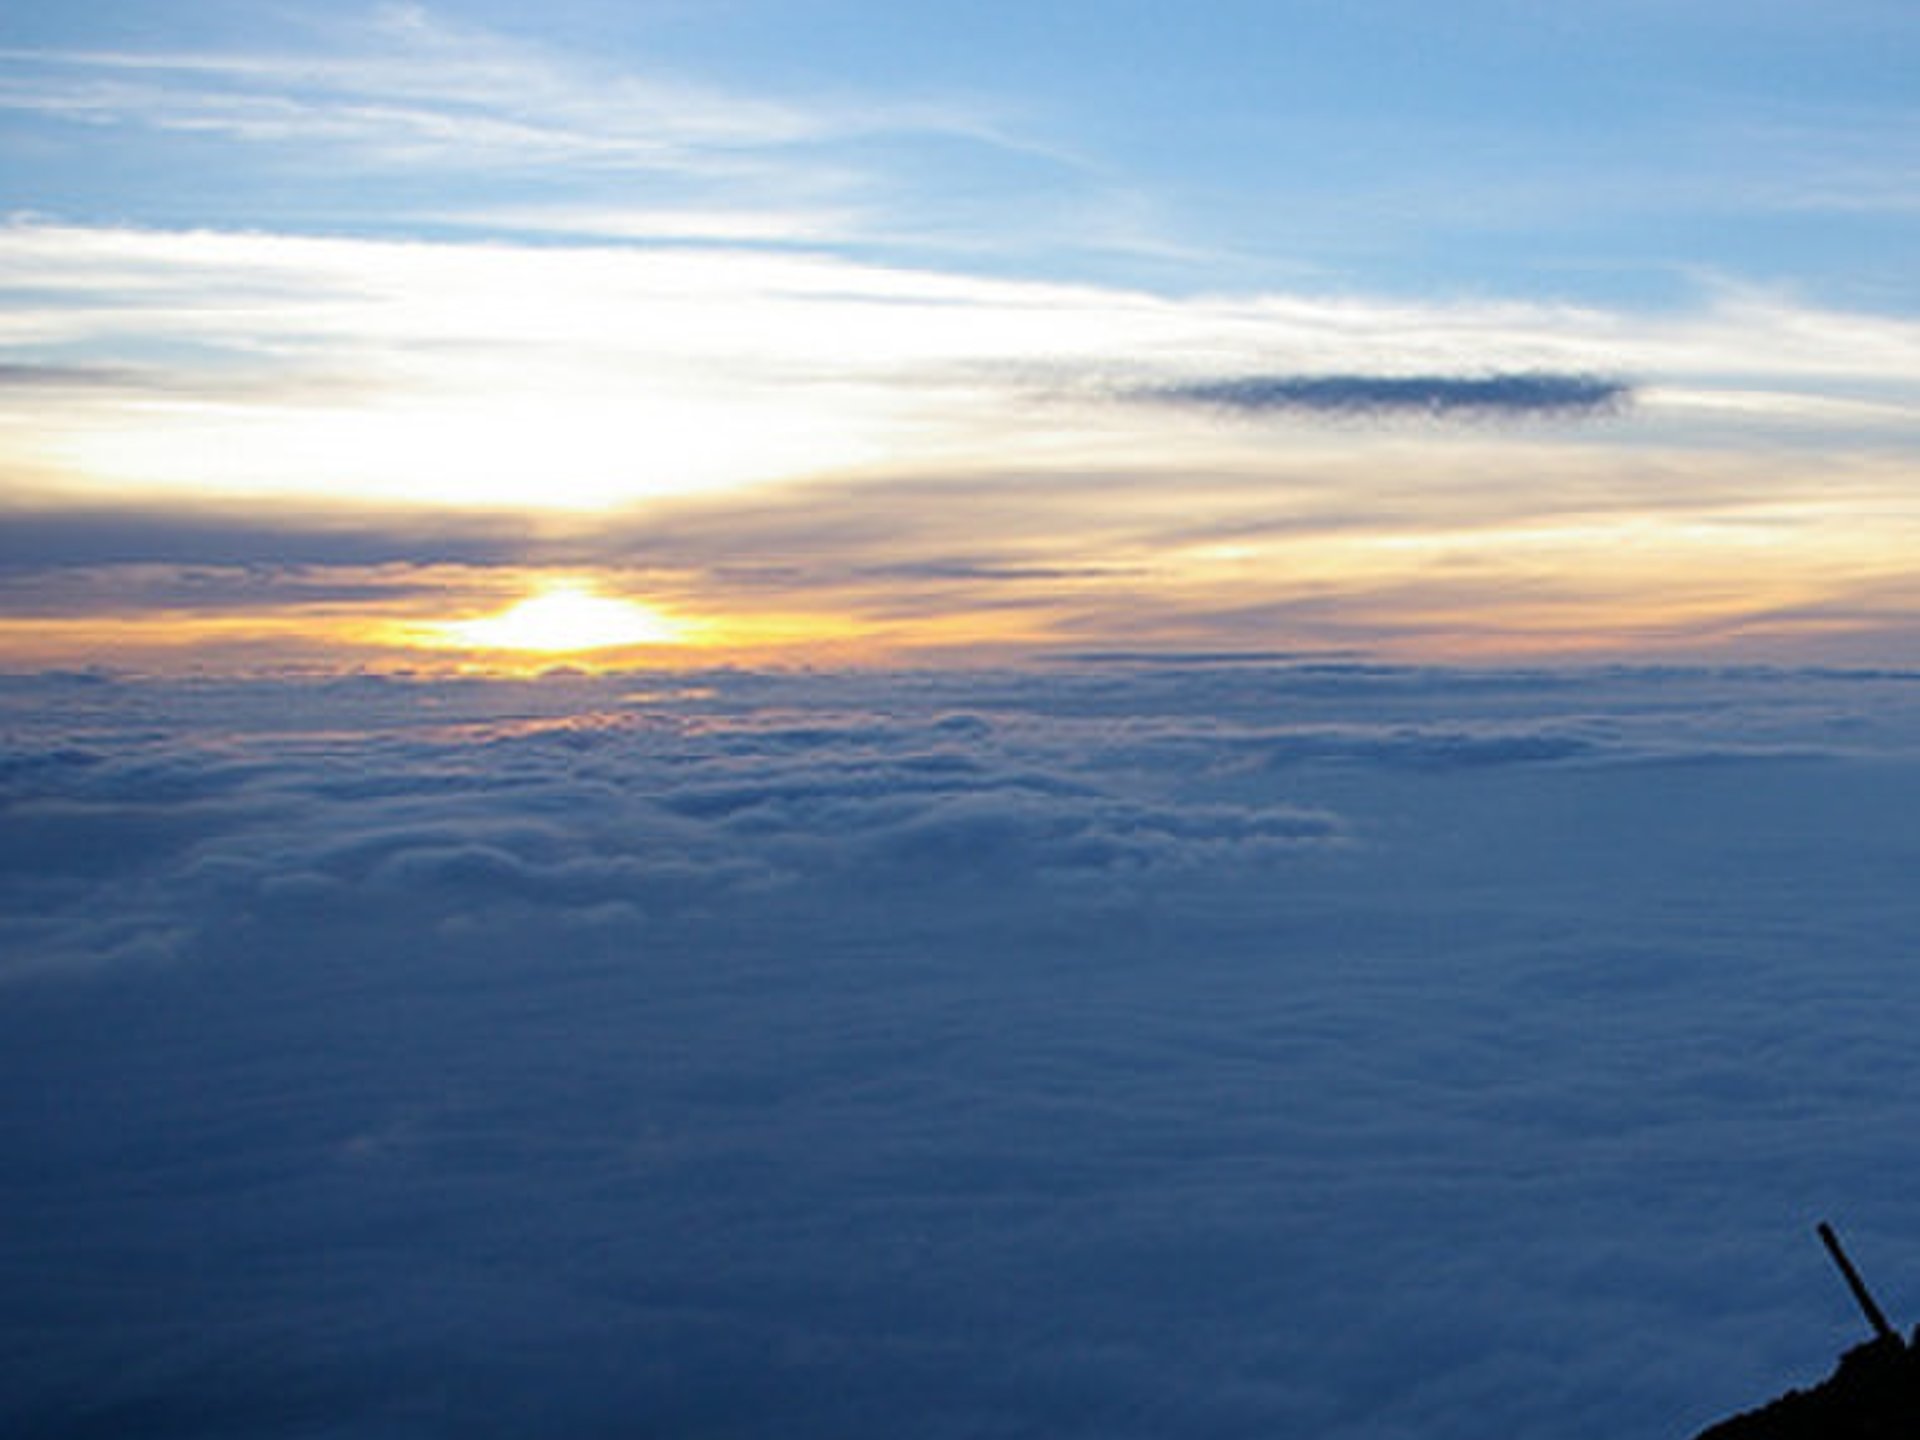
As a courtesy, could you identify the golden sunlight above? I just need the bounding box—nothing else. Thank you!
[432,583,692,653]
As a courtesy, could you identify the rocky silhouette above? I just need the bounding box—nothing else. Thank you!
[1693,1225,1920,1439]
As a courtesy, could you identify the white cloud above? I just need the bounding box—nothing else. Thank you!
[448,202,871,245]
[5,218,1918,514]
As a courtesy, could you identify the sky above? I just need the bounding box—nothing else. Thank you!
[8,11,1920,1439]
[2,0,1918,671]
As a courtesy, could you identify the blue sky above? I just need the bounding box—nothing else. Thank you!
[1,1,1918,668]
[7,0,1915,301]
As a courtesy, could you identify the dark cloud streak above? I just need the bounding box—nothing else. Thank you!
[1143,371,1633,421]
[0,503,538,571]
[0,363,149,391]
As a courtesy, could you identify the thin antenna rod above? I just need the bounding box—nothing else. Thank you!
[1818,1221,1899,1344]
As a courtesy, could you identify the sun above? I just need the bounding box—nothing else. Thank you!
[434,583,692,653]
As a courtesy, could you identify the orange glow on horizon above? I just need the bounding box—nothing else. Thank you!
[4,519,1914,676]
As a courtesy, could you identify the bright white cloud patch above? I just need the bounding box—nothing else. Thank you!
[4,219,1917,515]
[5,662,1920,1437]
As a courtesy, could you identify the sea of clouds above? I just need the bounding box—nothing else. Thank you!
[6,660,1920,1438]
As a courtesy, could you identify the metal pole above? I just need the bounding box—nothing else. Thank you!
[1818,1221,1899,1344]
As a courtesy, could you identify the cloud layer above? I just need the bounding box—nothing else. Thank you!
[7,663,1920,1438]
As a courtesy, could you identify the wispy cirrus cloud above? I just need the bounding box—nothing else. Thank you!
[0,11,826,165]
[0,0,1037,251]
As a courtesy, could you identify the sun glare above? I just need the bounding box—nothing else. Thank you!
[434,584,691,653]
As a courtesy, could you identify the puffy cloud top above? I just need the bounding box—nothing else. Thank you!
[6,663,1920,1439]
